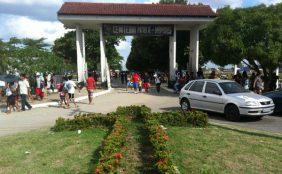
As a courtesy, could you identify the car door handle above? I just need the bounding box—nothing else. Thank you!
[203,95,207,98]
[187,93,190,95]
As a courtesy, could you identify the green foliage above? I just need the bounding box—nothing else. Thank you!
[0,39,8,73]
[126,0,192,72]
[115,105,151,118]
[0,37,70,76]
[149,110,208,127]
[159,0,187,4]
[51,113,117,132]
[126,36,170,72]
[53,30,125,71]
[186,110,209,127]
[201,3,282,90]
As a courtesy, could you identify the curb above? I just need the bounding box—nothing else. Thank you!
[31,88,113,109]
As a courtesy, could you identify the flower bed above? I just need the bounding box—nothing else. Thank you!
[145,117,179,174]
[95,117,128,174]
[52,105,208,174]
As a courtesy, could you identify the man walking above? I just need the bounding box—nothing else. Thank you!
[86,72,96,104]
[65,75,77,108]
[18,74,32,111]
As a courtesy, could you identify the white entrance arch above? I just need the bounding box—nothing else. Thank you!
[57,2,217,87]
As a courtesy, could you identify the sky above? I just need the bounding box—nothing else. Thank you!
[0,0,281,69]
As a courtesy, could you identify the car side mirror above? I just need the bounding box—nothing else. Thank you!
[213,91,222,96]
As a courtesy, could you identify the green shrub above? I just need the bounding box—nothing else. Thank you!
[150,111,187,127]
[116,105,151,118]
[148,110,208,128]
[186,111,208,127]
[51,113,117,132]
[95,117,128,174]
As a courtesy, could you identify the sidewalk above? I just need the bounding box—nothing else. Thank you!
[0,88,110,112]
[161,85,175,93]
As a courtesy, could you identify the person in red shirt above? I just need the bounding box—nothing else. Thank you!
[86,72,96,104]
[132,72,140,93]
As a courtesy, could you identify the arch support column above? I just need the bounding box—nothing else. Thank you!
[169,26,177,80]
[189,27,199,75]
[76,26,86,82]
[100,25,107,83]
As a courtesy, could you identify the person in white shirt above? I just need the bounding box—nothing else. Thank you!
[154,74,161,93]
[18,74,32,111]
[35,72,44,100]
[64,75,77,108]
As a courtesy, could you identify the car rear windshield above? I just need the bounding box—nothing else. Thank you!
[219,82,249,94]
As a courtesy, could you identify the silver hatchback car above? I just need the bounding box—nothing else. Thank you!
[179,79,275,121]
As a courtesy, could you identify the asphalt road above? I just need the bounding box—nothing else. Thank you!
[0,85,281,136]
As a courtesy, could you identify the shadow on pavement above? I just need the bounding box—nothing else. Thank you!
[212,124,282,140]
[207,112,264,122]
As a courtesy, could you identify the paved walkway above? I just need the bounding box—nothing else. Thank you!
[0,85,281,137]
[0,88,103,110]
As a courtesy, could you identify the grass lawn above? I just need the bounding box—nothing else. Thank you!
[167,125,282,174]
[0,128,107,174]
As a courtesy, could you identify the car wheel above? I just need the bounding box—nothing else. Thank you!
[181,98,191,111]
[225,104,240,121]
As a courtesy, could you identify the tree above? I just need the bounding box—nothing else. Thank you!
[159,0,187,4]
[53,30,125,71]
[201,3,282,90]
[126,36,169,72]
[0,39,8,73]
[0,38,69,76]
[126,0,190,72]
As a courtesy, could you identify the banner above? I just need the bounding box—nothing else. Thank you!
[103,24,174,36]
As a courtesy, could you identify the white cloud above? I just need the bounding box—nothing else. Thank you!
[189,0,243,8]
[0,0,63,6]
[116,36,133,51]
[258,0,282,5]
[65,0,137,3]
[2,15,68,44]
[144,0,159,4]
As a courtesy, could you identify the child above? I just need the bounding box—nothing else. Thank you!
[143,73,151,93]
[58,83,67,107]
[5,83,17,114]
[126,77,133,91]
[138,80,143,92]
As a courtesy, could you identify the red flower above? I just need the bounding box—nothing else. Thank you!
[95,168,101,174]
[114,153,123,159]
[163,135,169,141]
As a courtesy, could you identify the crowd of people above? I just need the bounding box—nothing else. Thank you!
[233,70,278,94]
[119,71,165,94]
[172,68,279,95]
[4,74,32,114]
[2,71,97,114]
[1,68,279,114]
[173,68,205,93]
